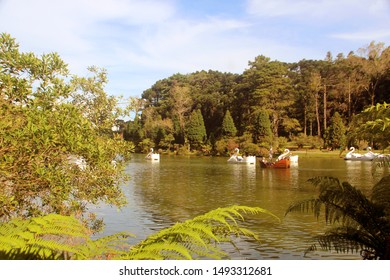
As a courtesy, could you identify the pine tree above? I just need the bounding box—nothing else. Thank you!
[253,110,272,145]
[221,110,237,138]
[324,112,346,149]
[186,109,207,150]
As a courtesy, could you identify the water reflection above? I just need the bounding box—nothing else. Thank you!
[94,155,377,259]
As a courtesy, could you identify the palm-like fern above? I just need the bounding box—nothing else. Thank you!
[285,175,390,259]
[0,214,89,259]
[0,205,278,260]
[125,205,279,260]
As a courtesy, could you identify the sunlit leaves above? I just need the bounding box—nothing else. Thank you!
[1,33,133,225]
[0,206,278,260]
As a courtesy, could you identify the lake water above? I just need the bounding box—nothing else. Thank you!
[93,154,379,260]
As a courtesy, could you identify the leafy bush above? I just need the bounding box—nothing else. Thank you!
[292,134,324,149]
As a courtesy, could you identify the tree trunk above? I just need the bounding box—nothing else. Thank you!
[315,92,321,137]
[348,77,351,122]
[272,112,279,138]
[310,120,313,136]
[303,106,307,136]
[323,85,327,132]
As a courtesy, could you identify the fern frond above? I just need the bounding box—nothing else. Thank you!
[296,177,384,228]
[285,198,322,218]
[371,174,390,215]
[372,154,390,174]
[288,176,390,259]
[305,226,382,258]
[126,205,278,260]
[76,232,135,260]
[0,214,89,259]
[130,242,193,260]
[0,206,278,260]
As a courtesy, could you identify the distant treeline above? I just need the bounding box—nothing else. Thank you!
[123,42,390,155]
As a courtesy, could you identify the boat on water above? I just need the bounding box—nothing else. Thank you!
[227,148,256,165]
[289,154,298,163]
[260,148,295,168]
[260,157,291,168]
[344,147,379,161]
[145,148,160,161]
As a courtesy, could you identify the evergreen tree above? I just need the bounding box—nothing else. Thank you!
[253,111,272,145]
[186,109,207,149]
[324,112,346,149]
[221,110,237,138]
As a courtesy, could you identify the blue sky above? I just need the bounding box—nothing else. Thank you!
[1,0,390,100]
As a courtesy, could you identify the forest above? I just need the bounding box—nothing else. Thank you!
[123,41,390,156]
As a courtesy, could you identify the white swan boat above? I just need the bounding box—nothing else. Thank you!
[278,148,298,163]
[145,148,160,161]
[344,147,377,161]
[227,148,256,165]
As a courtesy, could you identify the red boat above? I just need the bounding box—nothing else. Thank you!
[260,158,290,169]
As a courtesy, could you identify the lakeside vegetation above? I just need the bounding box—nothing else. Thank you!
[1,33,390,259]
[123,42,390,156]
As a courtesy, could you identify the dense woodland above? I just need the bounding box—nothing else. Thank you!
[123,42,390,155]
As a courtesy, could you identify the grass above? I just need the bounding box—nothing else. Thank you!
[291,149,346,158]
[291,148,386,158]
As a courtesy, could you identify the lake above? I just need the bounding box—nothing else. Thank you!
[93,154,379,260]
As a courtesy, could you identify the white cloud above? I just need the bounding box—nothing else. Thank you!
[0,0,176,52]
[1,0,389,98]
[331,29,390,41]
[245,0,390,20]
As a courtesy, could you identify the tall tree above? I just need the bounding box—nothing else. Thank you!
[186,109,207,150]
[169,84,192,144]
[0,33,132,224]
[309,71,323,137]
[357,41,389,106]
[71,66,122,135]
[241,56,295,138]
[252,110,272,146]
[221,109,237,138]
[324,112,346,149]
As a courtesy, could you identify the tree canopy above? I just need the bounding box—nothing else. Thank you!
[122,41,390,154]
[0,33,133,226]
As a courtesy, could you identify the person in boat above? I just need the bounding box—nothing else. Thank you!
[269,146,273,161]
[260,156,272,167]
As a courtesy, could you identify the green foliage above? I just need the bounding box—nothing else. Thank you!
[285,175,390,259]
[0,214,89,260]
[122,205,279,260]
[252,110,272,145]
[221,110,237,138]
[0,206,279,260]
[215,138,238,156]
[353,102,390,149]
[0,33,133,224]
[241,56,295,138]
[186,109,207,150]
[324,112,346,149]
[291,134,324,149]
[71,66,123,135]
[132,44,390,151]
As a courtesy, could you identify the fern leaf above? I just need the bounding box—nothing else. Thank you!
[127,205,278,260]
